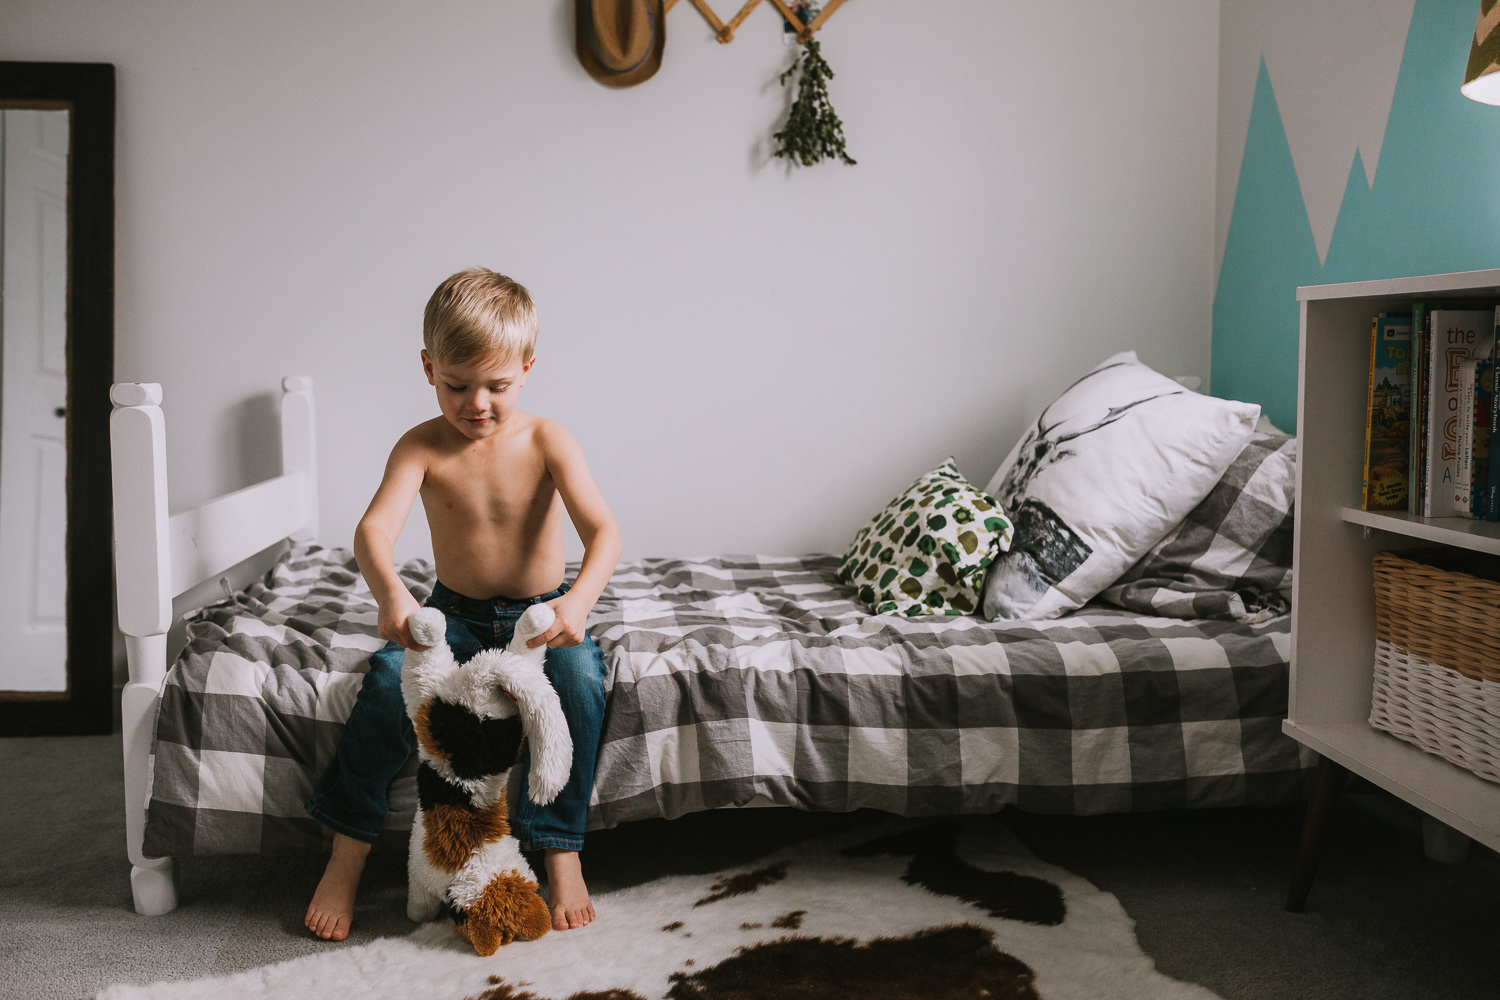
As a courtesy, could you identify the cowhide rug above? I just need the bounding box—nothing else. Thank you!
[98,817,1222,1000]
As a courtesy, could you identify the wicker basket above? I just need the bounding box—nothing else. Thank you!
[1370,550,1500,783]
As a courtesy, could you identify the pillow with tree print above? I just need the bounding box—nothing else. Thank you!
[980,352,1259,621]
[838,459,1014,617]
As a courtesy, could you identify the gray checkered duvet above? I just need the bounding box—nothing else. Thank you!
[142,547,1313,857]
[1100,430,1296,622]
[143,548,431,856]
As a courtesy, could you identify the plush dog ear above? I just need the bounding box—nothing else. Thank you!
[408,607,448,650]
[508,603,556,654]
[402,607,457,709]
[486,643,573,805]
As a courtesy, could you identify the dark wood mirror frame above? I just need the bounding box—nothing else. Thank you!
[0,62,116,735]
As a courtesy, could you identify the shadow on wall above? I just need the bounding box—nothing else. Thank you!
[231,391,284,489]
[1212,0,1500,433]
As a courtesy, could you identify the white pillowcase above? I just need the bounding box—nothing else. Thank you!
[981,351,1260,621]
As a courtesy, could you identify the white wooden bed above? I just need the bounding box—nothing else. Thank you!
[110,376,1313,919]
[110,377,317,915]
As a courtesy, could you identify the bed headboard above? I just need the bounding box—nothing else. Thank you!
[109,376,318,671]
[109,375,317,915]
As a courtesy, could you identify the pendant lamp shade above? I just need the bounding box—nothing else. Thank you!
[1463,1,1500,104]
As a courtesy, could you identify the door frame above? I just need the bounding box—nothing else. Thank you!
[0,63,115,735]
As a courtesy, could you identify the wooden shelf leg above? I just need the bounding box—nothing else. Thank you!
[1286,755,1349,912]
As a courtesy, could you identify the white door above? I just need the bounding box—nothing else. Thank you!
[0,109,70,693]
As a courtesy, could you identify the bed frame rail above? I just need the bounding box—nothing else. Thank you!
[109,376,317,915]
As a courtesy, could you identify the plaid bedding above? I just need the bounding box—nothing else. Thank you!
[142,548,430,856]
[142,547,1314,857]
[1099,430,1297,623]
[586,554,1314,828]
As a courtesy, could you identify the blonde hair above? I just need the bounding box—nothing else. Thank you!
[422,268,538,366]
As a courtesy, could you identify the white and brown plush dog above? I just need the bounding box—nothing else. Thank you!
[400,604,572,955]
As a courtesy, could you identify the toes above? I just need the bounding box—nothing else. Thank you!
[307,909,346,940]
[553,905,594,931]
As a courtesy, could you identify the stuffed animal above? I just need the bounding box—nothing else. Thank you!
[400,603,573,955]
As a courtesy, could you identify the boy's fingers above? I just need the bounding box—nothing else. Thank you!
[547,628,582,649]
[396,622,430,652]
[531,620,584,649]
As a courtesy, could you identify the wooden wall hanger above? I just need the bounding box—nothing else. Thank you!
[664,0,849,45]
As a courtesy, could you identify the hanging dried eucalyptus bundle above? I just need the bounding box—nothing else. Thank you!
[773,37,856,167]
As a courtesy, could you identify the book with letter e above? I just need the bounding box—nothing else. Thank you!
[1424,308,1497,517]
[1362,314,1413,511]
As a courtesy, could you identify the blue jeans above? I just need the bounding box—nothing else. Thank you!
[304,580,609,852]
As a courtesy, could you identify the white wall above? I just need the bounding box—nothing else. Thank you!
[2,0,1219,565]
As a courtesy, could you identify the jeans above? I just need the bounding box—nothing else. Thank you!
[304,580,609,852]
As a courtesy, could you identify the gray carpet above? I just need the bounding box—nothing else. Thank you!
[3,734,1495,1000]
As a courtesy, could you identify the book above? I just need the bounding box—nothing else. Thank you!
[1362,314,1379,510]
[1456,358,1478,516]
[1362,314,1413,511]
[1422,309,1495,517]
[1410,303,1429,515]
[1487,307,1500,521]
[1471,359,1494,518]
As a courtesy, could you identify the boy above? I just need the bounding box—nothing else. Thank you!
[304,268,621,942]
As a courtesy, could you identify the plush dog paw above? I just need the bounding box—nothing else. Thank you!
[407,890,443,924]
[458,874,554,956]
[408,607,447,649]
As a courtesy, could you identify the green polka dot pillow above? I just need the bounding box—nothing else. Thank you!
[838,459,1014,617]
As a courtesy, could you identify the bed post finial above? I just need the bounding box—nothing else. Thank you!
[281,376,318,543]
[110,383,171,638]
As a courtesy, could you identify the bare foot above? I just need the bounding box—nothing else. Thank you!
[305,833,370,941]
[544,848,595,931]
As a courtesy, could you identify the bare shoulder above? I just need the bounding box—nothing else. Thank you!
[530,415,585,462]
[388,417,450,467]
[531,414,576,447]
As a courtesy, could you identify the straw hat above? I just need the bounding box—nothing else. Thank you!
[575,0,665,88]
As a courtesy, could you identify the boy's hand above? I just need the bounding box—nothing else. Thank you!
[379,591,429,651]
[531,592,590,649]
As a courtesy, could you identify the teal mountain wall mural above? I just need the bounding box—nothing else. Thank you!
[1213,0,1500,431]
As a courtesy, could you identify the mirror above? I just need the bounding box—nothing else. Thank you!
[1,108,70,695]
[0,63,115,735]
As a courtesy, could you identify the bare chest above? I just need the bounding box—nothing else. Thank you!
[420,440,555,526]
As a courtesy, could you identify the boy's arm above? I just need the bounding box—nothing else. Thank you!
[533,422,621,649]
[355,431,428,650]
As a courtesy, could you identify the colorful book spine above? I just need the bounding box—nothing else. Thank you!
[1410,303,1429,515]
[1423,309,1495,517]
[1362,315,1379,511]
[1456,358,1479,516]
[1487,307,1500,521]
[1471,359,1494,518]
[1362,314,1413,512]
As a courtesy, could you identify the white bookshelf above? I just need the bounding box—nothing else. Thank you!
[1289,269,1500,854]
